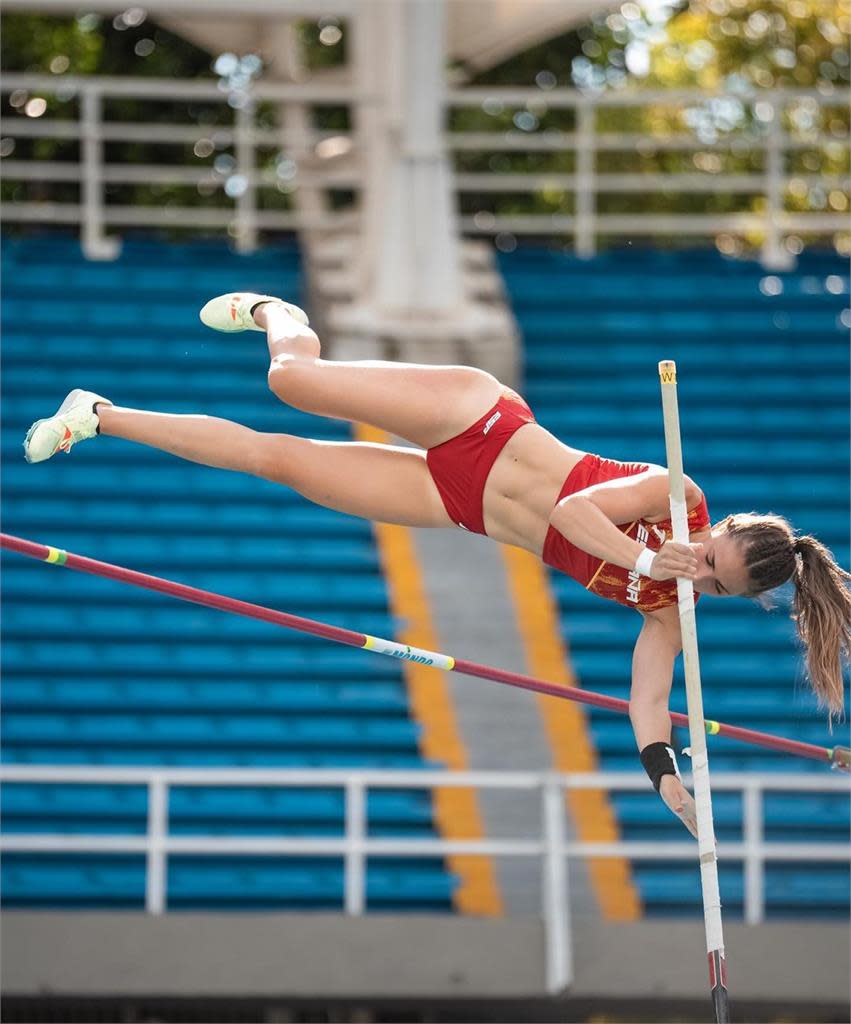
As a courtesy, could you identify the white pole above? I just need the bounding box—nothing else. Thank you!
[658,360,730,1023]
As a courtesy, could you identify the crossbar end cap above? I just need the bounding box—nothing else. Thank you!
[830,746,851,772]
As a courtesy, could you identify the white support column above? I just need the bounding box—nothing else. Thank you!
[354,0,463,315]
[81,86,120,260]
[743,783,764,925]
[146,775,168,915]
[344,778,366,915]
[541,777,572,994]
[234,97,258,253]
[575,99,597,258]
[265,20,326,224]
[761,97,793,269]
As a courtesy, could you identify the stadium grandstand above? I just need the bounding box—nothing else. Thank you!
[1,1,849,1022]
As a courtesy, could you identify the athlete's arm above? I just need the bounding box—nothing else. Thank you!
[548,469,703,580]
[631,608,698,838]
[630,609,679,746]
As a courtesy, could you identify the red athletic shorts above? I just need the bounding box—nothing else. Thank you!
[426,388,536,534]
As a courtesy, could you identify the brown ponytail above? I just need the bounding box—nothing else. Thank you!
[791,534,851,718]
[719,513,851,718]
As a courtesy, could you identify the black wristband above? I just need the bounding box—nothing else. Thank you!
[640,742,681,791]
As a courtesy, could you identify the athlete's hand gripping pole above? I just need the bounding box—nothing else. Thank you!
[658,359,731,1024]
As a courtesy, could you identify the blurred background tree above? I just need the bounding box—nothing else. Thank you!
[454,0,849,251]
[2,1,847,250]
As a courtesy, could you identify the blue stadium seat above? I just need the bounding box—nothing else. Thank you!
[1,237,454,912]
[0,854,456,910]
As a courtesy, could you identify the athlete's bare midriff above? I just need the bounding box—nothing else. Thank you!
[481,422,587,552]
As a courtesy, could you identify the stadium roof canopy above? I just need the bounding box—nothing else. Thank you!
[5,0,620,73]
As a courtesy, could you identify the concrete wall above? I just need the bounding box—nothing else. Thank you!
[3,913,848,1007]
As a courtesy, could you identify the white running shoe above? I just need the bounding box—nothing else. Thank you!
[199,292,310,333]
[24,389,111,464]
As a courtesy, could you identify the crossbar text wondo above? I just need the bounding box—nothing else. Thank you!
[362,635,456,671]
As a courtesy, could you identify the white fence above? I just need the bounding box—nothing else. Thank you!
[1,765,848,993]
[1,74,848,261]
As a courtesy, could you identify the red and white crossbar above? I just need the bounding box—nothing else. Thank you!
[1,531,848,771]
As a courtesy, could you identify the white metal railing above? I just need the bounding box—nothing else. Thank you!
[1,766,848,993]
[1,74,848,261]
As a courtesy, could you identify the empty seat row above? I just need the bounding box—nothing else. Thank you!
[2,783,437,824]
[3,236,301,265]
[634,863,849,916]
[9,264,301,295]
[1,602,395,636]
[3,748,434,768]
[1,856,456,910]
[0,530,380,569]
[1,678,408,713]
[4,498,366,535]
[507,275,847,307]
[2,641,402,678]
[2,713,419,747]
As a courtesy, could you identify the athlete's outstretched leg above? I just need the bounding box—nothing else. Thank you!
[96,404,452,528]
[254,302,503,449]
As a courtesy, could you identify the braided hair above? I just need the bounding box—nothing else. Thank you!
[717,513,850,718]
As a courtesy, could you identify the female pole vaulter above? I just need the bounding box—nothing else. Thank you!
[23,293,851,835]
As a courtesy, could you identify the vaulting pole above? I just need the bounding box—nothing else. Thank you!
[1,531,848,772]
[658,359,730,1023]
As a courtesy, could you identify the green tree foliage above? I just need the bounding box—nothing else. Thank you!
[456,0,849,249]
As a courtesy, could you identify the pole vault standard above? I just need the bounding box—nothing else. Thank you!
[659,360,729,1023]
[1,532,848,770]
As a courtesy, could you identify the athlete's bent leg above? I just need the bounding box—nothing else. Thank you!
[255,302,502,450]
[96,405,452,528]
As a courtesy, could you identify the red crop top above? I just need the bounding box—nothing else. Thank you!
[542,453,711,613]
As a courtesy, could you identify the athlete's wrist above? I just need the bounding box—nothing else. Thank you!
[640,741,681,791]
[634,547,656,577]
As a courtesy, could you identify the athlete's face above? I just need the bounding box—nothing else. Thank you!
[692,532,750,597]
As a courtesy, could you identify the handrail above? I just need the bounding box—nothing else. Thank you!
[1,74,847,260]
[1,766,848,994]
